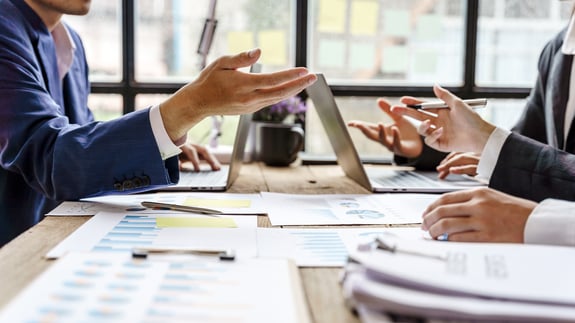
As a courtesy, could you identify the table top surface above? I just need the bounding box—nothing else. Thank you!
[0,163,418,323]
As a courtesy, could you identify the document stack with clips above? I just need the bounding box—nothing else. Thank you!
[341,235,575,322]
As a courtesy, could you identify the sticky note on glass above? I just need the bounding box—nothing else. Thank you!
[383,9,409,37]
[156,217,237,228]
[258,30,287,66]
[183,198,251,208]
[227,31,255,55]
[350,43,376,70]
[317,0,346,33]
[318,39,345,68]
[350,0,378,35]
[416,14,442,40]
[381,45,409,73]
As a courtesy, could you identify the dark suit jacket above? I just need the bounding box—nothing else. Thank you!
[0,0,179,245]
[490,28,575,202]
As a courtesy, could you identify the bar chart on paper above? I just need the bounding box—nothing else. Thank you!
[0,253,310,323]
[256,227,425,267]
[46,211,258,259]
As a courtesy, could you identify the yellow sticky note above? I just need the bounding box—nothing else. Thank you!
[184,198,251,208]
[258,30,287,66]
[227,31,255,55]
[156,217,237,228]
[350,0,378,35]
[318,0,346,33]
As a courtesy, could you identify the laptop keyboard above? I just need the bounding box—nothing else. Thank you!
[178,168,228,186]
[370,171,437,188]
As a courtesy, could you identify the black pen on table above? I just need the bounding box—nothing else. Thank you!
[407,98,488,110]
[141,201,222,216]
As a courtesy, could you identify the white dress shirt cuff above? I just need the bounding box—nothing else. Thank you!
[524,199,575,246]
[476,127,511,182]
[149,105,183,160]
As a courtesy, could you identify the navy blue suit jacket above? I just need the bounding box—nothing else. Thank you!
[0,0,179,245]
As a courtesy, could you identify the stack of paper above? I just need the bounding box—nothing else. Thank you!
[342,237,575,322]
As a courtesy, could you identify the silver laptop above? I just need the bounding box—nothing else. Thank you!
[306,74,483,193]
[158,112,252,191]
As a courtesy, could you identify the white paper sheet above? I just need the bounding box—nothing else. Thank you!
[0,253,311,323]
[47,192,266,216]
[261,192,438,226]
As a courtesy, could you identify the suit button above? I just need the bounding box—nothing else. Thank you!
[114,181,123,191]
[132,177,142,188]
[122,179,134,190]
[141,175,151,186]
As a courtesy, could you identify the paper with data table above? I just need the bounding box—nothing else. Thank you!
[261,192,439,226]
[47,192,265,216]
[0,253,311,323]
[46,211,258,259]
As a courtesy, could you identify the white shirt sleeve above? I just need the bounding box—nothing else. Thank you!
[475,127,511,182]
[524,199,575,246]
[149,105,184,160]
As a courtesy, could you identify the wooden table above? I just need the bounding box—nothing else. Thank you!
[0,163,404,323]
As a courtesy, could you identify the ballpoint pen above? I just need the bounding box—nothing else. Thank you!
[132,246,235,261]
[141,201,222,216]
[407,98,488,110]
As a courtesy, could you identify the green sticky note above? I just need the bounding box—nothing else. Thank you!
[156,217,237,228]
[381,45,409,73]
[350,43,376,71]
[183,198,251,208]
[318,39,345,68]
[383,10,410,37]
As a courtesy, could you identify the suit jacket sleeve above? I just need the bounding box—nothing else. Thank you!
[490,133,575,202]
[0,16,179,201]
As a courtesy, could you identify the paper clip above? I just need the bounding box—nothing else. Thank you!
[132,246,235,261]
[358,236,446,262]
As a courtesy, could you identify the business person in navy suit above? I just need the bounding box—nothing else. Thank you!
[0,0,317,245]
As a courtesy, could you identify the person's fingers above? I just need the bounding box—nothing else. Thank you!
[432,84,460,109]
[248,68,311,89]
[417,120,438,136]
[437,168,450,180]
[251,74,317,108]
[391,126,402,150]
[193,144,222,171]
[378,124,394,148]
[448,164,477,175]
[446,230,484,242]
[399,96,424,106]
[427,216,475,240]
[348,122,381,142]
[391,106,437,122]
[180,145,201,172]
[438,151,459,166]
[423,127,443,148]
[212,48,262,71]
[423,189,476,216]
[377,99,402,121]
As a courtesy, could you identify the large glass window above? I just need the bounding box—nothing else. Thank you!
[476,0,570,86]
[66,0,572,158]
